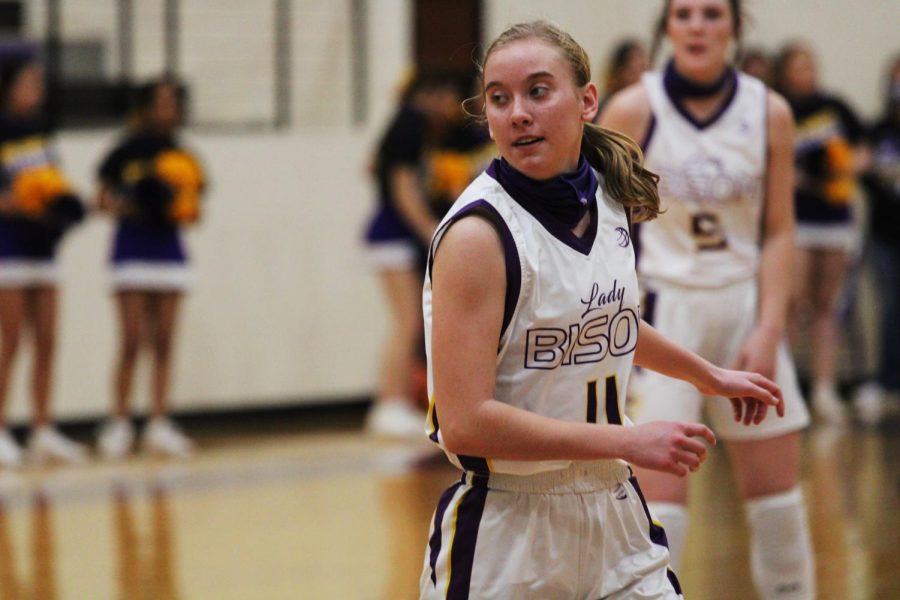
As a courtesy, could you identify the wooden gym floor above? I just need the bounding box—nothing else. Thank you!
[0,405,897,599]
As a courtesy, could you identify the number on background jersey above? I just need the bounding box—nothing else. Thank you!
[586,377,622,425]
[691,212,728,251]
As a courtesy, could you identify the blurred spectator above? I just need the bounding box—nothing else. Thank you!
[740,46,772,85]
[0,41,87,467]
[362,70,464,438]
[853,54,900,425]
[597,39,649,113]
[95,75,205,459]
[774,42,867,424]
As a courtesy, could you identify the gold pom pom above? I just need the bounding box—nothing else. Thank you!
[155,150,205,223]
[12,166,71,217]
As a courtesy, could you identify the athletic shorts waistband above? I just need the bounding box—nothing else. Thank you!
[462,461,631,494]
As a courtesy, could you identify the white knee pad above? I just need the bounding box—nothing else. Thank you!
[647,501,689,572]
[745,487,815,600]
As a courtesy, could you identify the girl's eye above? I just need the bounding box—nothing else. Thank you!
[530,86,548,98]
[673,8,690,20]
[488,92,508,105]
[703,7,724,20]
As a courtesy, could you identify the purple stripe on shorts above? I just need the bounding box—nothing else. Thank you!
[429,481,463,586]
[667,569,683,595]
[457,455,490,475]
[446,486,488,600]
[629,475,670,550]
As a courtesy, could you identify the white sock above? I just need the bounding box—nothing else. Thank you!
[745,487,815,600]
[647,501,689,571]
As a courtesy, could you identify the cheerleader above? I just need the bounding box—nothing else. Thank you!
[773,43,867,424]
[0,42,87,466]
[95,76,204,459]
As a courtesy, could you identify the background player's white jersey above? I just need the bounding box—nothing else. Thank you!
[638,71,768,288]
[423,162,640,475]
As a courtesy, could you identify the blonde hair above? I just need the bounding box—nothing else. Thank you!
[479,21,660,222]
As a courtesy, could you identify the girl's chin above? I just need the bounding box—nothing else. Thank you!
[509,159,550,179]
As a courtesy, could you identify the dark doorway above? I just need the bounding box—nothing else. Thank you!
[414,0,482,74]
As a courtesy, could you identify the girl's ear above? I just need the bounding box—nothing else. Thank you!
[581,82,599,123]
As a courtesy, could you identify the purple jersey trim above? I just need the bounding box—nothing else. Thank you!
[759,90,769,248]
[428,199,521,340]
[485,162,599,255]
[641,114,656,152]
[642,290,658,327]
[664,75,741,131]
[428,405,440,444]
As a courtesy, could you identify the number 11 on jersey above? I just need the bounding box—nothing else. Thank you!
[586,376,622,425]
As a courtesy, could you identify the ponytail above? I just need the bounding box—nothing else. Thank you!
[581,124,660,222]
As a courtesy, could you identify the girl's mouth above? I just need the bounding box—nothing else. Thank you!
[513,136,544,147]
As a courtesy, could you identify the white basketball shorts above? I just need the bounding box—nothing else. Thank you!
[420,461,683,599]
[629,278,810,440]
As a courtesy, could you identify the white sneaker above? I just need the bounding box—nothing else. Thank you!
[143,418,194,459]
[28,426,89,466]
[365,401,427,440]
[853,382,886,427]
[0,429,23,468]
[812,384,848,425]
[97,418,135,460]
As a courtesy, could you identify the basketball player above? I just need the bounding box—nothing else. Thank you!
[95,76,203,459]
[0,43,87,466]
[421,21,784,599]
[599,1,814,598]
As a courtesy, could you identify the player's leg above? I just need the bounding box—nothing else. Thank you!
[709,342,814,600]
[726,432,814,600]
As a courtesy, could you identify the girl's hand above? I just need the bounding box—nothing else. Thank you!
[622,421,716,477]
[699,366,785,426]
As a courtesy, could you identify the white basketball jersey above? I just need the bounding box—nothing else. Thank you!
[423,166,640,475]
[638,71,768,288]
